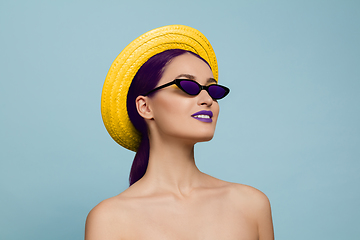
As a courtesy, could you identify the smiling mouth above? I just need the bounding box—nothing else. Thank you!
[191,110,213,123]
[192,114,211,119]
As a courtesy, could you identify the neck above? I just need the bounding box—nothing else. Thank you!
[139,134,204,196]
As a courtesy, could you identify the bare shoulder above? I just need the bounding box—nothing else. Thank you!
[227,183,274,240]
[229,183,270,207]
[200,174,270,205]
[85,194,133,240]
[221,182,272,223]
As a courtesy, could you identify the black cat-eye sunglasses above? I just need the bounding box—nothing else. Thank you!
[144,79,230,100]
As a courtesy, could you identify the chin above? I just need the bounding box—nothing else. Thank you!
[175,132,215,145]
[194,133,215,143]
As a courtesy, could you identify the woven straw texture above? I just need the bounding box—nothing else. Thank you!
[101,25,218,152]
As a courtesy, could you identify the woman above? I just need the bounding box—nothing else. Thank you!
[85,25,274,240]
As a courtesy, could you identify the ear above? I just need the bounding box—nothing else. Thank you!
[135,95,154,120]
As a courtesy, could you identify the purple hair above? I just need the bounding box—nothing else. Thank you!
[126,49,210,186]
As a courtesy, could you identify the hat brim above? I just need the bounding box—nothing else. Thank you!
[101,25,218,152]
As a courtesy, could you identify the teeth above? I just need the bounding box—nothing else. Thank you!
[194,114,210,119]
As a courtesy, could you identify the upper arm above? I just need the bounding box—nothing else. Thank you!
[233,184,274,240]
[253,191,274,240]
[85,200,123,240]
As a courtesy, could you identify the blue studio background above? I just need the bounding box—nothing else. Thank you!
[1,1,359,239]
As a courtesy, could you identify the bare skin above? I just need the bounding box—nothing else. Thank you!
[85,54,274,240]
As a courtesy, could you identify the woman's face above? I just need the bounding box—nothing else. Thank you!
[146,53,220,144]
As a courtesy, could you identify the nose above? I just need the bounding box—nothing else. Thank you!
[197,89,213,106]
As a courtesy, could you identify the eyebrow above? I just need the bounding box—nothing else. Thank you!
[175,74,217,84]
[207,78,217,84]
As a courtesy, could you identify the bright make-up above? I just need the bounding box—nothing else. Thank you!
[191,110,213,123]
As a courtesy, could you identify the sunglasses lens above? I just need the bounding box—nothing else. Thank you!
[208,85,228,99]
[179,80,200,95]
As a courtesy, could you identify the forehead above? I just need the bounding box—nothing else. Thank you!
[160,53,214,84]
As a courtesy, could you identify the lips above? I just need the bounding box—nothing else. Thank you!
[191,110,213,123]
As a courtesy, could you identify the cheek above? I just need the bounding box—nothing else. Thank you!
[150,94,220,141]
[213,102,220,117]
[151,95,191,130]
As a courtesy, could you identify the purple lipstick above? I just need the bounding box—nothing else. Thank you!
[191,110,213,123]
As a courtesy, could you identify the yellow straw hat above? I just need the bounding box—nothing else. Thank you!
[101,25,218,152]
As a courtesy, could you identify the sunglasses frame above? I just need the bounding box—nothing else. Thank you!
[144,79,230,100]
